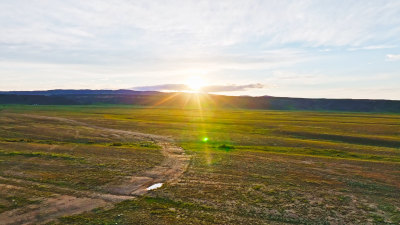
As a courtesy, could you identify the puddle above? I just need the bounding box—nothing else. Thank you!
[146,183,163,191]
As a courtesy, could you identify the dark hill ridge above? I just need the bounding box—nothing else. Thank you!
[0,89,399,113]
[0,89,158,96]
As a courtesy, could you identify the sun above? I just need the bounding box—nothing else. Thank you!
[186,76,205,92]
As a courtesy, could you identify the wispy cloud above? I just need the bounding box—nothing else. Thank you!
[133,84,188,91]
[132,83,264,92]
[1,1,400,54]
[202,84,264,92]
[0,1,399,99]
[386,54,400,61]
[348,45,397,51]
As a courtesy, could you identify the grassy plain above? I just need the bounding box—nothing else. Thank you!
[0,104,399,224]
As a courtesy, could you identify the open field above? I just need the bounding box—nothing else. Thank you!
[0,105,399,224]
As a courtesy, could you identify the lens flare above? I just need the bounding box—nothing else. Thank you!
[202,137,209,142]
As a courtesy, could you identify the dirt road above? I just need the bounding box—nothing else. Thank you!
[0,114,190,225]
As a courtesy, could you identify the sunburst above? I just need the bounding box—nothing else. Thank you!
[186,76,205,92]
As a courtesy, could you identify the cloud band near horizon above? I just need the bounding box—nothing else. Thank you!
[132,83,264,92]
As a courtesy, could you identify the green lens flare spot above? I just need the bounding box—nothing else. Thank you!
[202,137,209,142]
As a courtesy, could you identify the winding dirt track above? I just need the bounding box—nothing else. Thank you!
[0,114,190,225]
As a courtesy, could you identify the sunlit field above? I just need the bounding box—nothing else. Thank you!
[0,105,399,224]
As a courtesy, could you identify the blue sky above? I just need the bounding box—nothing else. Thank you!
[0,0,399,99]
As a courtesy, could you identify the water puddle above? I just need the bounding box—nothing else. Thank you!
[146,183,163,191]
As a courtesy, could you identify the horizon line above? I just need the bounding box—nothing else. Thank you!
[1,88,399,101]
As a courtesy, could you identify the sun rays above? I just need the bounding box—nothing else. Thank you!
[146,76,224,166]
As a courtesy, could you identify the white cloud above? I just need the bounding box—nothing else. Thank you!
[1,1,400,52]
[386,54,400,61]
[348,45,397,51]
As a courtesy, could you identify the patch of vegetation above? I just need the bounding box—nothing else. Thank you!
[217,144,235,151]
[0,150,82,161]
[110,142,123,146]
[345,180,397,193]
[108,141,159,149]
[279,130,400,148]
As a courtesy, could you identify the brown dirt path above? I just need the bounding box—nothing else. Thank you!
[0,195,109,225]
[0,113,190,225]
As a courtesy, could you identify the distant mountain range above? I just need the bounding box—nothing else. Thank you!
[0,89,158,96]
[1,89,400,113]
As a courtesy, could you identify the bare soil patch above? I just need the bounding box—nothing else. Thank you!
[0,113,189,224]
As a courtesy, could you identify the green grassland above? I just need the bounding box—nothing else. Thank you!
[0,105,399,224]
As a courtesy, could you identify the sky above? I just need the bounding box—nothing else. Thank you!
[0,0,399,99]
